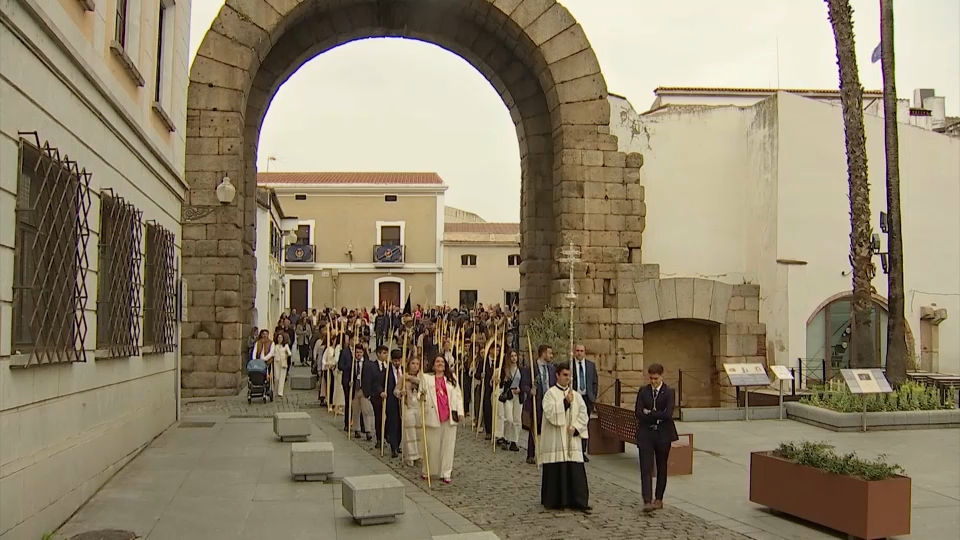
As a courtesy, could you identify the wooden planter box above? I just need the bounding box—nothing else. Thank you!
[749,452,911,539]
[652,434,693,477]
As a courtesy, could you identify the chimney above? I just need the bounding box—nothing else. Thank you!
[914,88,935,108]
[923,96,946,130]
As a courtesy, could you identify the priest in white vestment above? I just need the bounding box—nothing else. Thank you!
[539,361,592,513]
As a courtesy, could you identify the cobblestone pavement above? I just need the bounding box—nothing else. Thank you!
[184,389,749,540]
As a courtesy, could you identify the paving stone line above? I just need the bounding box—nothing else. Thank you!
[184,390,749,540]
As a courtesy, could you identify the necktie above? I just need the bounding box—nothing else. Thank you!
[579,362,585,393]
[652,386,659,408]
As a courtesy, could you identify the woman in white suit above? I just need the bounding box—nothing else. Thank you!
[420,356,464,484]
[271,332,293,397]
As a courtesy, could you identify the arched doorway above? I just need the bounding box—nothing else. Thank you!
[182,0,645,395]
[805,293,916,380]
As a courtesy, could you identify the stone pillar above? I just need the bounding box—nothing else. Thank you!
[715,284,767,407]
[181,109,248,397]
[919,306,947,372]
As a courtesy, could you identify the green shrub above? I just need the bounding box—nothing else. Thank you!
[801,380,952,412]
[773,440,904,481]
[525,307,571,361]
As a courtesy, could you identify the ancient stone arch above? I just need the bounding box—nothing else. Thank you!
[181,0,646,396]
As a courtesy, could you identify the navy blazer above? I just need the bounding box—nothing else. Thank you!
[520,361,557,422]
[635,383,679,442]
[570,358,599,406]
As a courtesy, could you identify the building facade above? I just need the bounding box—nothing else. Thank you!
[610,88,960,390]
[0,0,191,538]
[442,219,521,309]
[259,172,446,311]
[254,188,296,331]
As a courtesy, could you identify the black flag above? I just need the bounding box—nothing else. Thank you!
[403,294,412,316]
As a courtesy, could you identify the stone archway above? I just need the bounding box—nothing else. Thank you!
[181,0,646,396]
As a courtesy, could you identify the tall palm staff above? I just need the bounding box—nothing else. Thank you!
[526,333,540,467]
[490,323,507,452]
[475,335,496,438]
[418,371,432,488]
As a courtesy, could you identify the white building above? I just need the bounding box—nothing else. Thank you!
[0,1,191,538]
[611,87,960,379]
[254,188,296,331]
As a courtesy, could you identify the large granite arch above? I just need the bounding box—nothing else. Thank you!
[182,0,646,395]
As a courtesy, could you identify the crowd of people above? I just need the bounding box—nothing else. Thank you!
[244,301,679,515]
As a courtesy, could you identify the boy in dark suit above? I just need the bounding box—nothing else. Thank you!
[635,363,679,512]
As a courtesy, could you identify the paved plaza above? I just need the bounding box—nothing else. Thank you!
[56,379,958,540]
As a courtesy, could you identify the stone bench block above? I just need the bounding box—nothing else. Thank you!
[342,474,405,525]
[273,412,311,442]
[290,373,318,390]
[291,442,334,481]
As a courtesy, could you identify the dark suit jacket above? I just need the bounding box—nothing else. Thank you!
[474,355,498,389]
[338,351,365,393]
[520,361,557,429]
[362,359,385,398]
[571,358,599,406]
[634,383,679,443]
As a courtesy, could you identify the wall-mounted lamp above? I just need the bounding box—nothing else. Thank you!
[216,174,236,205]
[345,241,354,260]
[285,230,298,245]
[879,211,889,233]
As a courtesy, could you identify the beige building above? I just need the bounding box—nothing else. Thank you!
[442,216,521,308]
[259,172,446,311]
[1,0,191,538]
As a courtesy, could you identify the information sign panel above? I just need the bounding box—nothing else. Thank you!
[840,369,892,394]
[723,363,771,386]
[770,365,794,381]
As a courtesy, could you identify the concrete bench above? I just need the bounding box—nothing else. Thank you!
[342,474,405,525]
[290,372,318,390]
[433,534,501,540]
[273,412,311,442]
[290,442,334,481]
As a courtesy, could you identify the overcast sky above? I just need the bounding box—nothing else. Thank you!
[189,1,959,223]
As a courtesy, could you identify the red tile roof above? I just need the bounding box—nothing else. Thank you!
[655,86,884,96]
[257,172,445,185]
[445,222,520,235]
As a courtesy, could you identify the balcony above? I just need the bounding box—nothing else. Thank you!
[373,244,404,266]
[285,244,316,263]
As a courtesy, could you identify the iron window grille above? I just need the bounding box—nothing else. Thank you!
[11,133,92,366]
[143,222,177,352]
[96,191,143,357]
[270,222,283,262]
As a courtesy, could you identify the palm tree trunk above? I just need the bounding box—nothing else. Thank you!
[880,0,908,383]
[825,0,876,368]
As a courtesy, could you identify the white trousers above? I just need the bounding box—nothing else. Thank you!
[501,396,523,443]
[354,395,375,435]
[273,364,288,397]
[424,423,457,480]
[493,389,504,438]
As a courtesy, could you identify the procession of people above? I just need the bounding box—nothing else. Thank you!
[244,299,676,516]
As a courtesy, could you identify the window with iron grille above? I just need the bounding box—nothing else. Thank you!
[11,133,92,366]
[96,191,143,357]
[143,222,177,352]
[507,254,521,267]
[270,222,282,262]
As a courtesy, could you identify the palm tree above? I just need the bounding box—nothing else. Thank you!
[879,0,908,384]
[825,0,876,368]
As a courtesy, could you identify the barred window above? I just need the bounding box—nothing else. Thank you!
[270,222,282,262]
[143,222,177,352]
[12,133,92,365]
[96,192,143,357]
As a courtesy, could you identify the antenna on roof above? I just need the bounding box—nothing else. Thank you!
[776,37,781,89]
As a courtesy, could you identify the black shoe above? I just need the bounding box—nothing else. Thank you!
[374,442,382,449]
[579,506,593,514]
[391,449,398,459]
[343,426,350,432]
[526,457,537,465]
[509,442,520,452]
[484,434,492,441]
[366,434,373,442]
[584,456,590,463]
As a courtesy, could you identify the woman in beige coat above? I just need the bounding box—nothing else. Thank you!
[420,356,465,484]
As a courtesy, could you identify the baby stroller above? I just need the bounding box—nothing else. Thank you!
[247,358,273,403]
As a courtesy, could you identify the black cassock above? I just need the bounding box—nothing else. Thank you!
[540,399,590,510]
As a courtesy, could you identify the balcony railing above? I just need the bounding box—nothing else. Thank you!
[373,244,404,266]
[285,244,316,263]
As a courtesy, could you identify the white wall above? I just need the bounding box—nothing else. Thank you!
[610,91,960,375]
[778,92,960,375]
[0,1,190,538]
[254,205,285,331]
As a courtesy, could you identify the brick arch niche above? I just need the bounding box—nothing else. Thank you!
[182,0,646,396]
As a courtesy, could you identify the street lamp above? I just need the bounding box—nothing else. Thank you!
[216,174,236,205]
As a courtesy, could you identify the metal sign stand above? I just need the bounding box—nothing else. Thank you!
[724,363,772,422]
[839,368,893,433]
[770,365,794,421]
